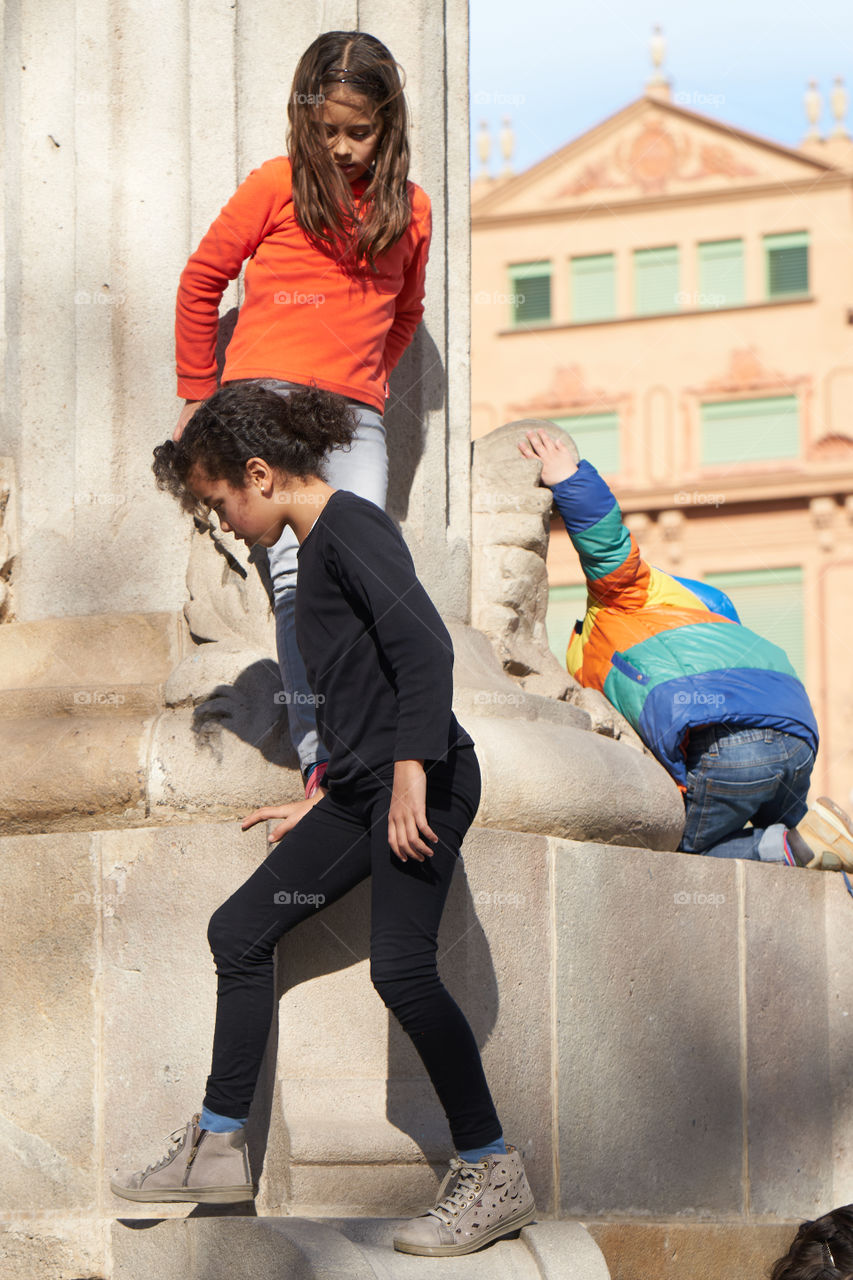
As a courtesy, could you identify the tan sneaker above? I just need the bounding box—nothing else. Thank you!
[796,797,853,872]
[110,1115,255,1204]
[393,1146,535,1257]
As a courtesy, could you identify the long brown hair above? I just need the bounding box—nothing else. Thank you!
[287,31,411,268]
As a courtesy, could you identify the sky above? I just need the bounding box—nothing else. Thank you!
[469,0,853,175]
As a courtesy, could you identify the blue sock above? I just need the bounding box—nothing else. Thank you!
[199,1105,248,1133]
[457,1137,507,1163]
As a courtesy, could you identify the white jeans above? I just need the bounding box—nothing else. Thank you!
[257,381,388,774]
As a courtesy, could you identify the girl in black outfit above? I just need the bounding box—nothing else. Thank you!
[110,383,534,1257]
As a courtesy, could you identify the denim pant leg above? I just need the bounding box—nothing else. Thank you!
[262,389,388,774]
[679,728,815,862]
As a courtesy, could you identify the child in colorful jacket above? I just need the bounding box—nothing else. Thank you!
[519,426,853,871]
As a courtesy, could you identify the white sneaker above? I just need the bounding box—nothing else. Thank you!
[796,797,853,872]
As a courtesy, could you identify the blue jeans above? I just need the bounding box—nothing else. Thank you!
[679,726,815,862]
[252,380,388,776]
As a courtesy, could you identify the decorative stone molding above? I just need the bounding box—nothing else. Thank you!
[0,457,18,623]
[810,495,837,551]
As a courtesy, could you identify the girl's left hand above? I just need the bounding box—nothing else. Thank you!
[388,760,439,862]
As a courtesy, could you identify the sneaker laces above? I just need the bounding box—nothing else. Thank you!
[427,1157,488,1226]
[142,1122,190,1176]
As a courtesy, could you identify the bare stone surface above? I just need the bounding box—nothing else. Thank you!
[554,841,743,1216]
[474,718,684,849]
[0,714,151,834]
[744,862,833,1218]
[0,1220,108,1280]
[147,705,300,821]
[0,835,98,1212]
[112,1216,608,1280]
[826,874,853,1205]
[0,612,184,693]
[587,1221,797,1280]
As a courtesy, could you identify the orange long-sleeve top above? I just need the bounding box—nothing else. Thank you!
[176,156,432,413]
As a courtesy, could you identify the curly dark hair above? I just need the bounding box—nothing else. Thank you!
[152,383,358,512]
[770,1207,853,1280]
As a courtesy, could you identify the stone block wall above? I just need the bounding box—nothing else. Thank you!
[1,820,850,1277]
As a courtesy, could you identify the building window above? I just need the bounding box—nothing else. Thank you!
[633,245,679,315]
[697,238,745,308]
[570,253,616,323]
[553,411,621,475]
[508,261,551,325]
[700,395,800,465]
[764,231,809,298]
[704,567,805,680]
[547,583,588,666]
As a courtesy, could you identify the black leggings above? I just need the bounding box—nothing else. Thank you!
[203,743,502,1150]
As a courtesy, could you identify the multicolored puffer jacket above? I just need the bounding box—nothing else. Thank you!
[550,461,819,785]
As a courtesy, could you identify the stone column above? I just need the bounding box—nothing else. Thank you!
[1,0,470,624]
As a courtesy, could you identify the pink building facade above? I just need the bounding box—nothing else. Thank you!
[472,88,853,804]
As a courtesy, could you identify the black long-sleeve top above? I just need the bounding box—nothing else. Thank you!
[295,490,472,791]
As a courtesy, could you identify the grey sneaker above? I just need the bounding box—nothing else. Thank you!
[110,1115,255,1204]
[794,797,853,871]
[393,1145,535,1257]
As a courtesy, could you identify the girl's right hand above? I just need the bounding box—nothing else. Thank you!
[173,400,203,442]
[241,791,325,843]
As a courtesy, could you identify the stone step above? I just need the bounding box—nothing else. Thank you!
[0,611,185,705]
[111,1217,610,1280]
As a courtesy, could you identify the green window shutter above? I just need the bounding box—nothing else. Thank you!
[553,411,621,475]
[704,567,805,680]
[698,239,745,308]
[764,231,809,297]
[547,583,588,665]
[700,396,800,464]
[509,261,551,325]
[570,253,616,322]
[633,245,679,315]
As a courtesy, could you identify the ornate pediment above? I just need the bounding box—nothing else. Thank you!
[691,347,799,395]
[473,97,834,219]
[508,365,624,415]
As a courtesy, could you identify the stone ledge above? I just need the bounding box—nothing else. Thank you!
[110,1216,610,1279]
[586,1219,798,1280]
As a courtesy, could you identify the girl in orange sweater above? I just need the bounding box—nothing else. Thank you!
[174,31,431,800]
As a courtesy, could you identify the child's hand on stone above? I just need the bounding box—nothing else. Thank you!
[241,792,325,844]
[517,428,578,487]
